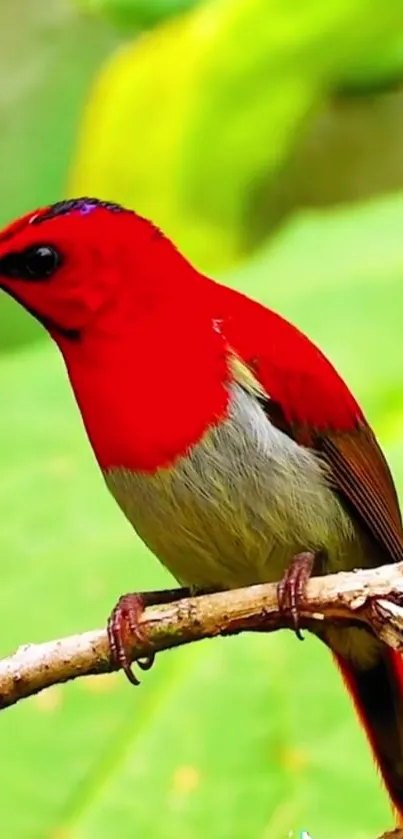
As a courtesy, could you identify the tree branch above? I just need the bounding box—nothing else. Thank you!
[1,562,403,711]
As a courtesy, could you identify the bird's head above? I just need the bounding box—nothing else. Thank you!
[0,197,190,347]
[0,199,228,469]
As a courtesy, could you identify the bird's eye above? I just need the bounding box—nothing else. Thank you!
[0,245,61,281]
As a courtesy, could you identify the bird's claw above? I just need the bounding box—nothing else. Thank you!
[108,593,155,685]
[277,551,315,640]
[107,586,194,685]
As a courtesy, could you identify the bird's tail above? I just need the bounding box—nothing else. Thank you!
[334,648,403,821]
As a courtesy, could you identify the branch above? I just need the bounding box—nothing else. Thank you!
[1,562,403,711]
[378,831,403,838]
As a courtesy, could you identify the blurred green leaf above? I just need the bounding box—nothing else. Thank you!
[70,0,403,272]
[1,192,403,838]
[74,0,197,29]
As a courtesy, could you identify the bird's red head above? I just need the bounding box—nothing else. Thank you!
[0,198,228,469]
[0,197,188,347]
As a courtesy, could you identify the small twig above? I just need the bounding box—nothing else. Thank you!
[1,562,403,711]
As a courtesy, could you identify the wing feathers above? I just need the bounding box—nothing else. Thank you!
[319,428,403,562]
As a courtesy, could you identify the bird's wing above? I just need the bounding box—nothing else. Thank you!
[260,370,403,562]
[317,426,403,562]
[224,298,403,561]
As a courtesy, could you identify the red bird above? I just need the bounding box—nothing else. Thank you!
[0,197,403,817]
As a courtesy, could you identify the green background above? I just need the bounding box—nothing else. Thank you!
[1,1,403,838]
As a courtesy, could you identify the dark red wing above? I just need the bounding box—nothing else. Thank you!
[318,425,403,562]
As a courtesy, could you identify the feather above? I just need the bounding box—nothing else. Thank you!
[334,649,403,823]
[318,426,403,563]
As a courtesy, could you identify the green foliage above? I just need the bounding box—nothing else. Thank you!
[1,193,403,839]
[74,0,196,28]
[70,0,403,272]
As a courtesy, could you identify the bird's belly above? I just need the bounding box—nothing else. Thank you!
[104,385,368,591]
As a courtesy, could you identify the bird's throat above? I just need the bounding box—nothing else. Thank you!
[61,310,231,472]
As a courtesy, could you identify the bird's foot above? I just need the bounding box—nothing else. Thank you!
[107,587,192,685]
[277,551,316,640]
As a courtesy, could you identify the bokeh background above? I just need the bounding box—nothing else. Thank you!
[1,1,403,837]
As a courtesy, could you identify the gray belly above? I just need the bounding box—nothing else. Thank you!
[104,384,369,591]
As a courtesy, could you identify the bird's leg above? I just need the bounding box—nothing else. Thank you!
[277,550,318,640]
[108,587,191,685]
[108,586,216,685]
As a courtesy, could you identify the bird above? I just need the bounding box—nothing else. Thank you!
[0,196,402,818]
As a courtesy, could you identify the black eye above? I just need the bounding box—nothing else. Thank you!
[0,245,61,281]
[23,246,60,279]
